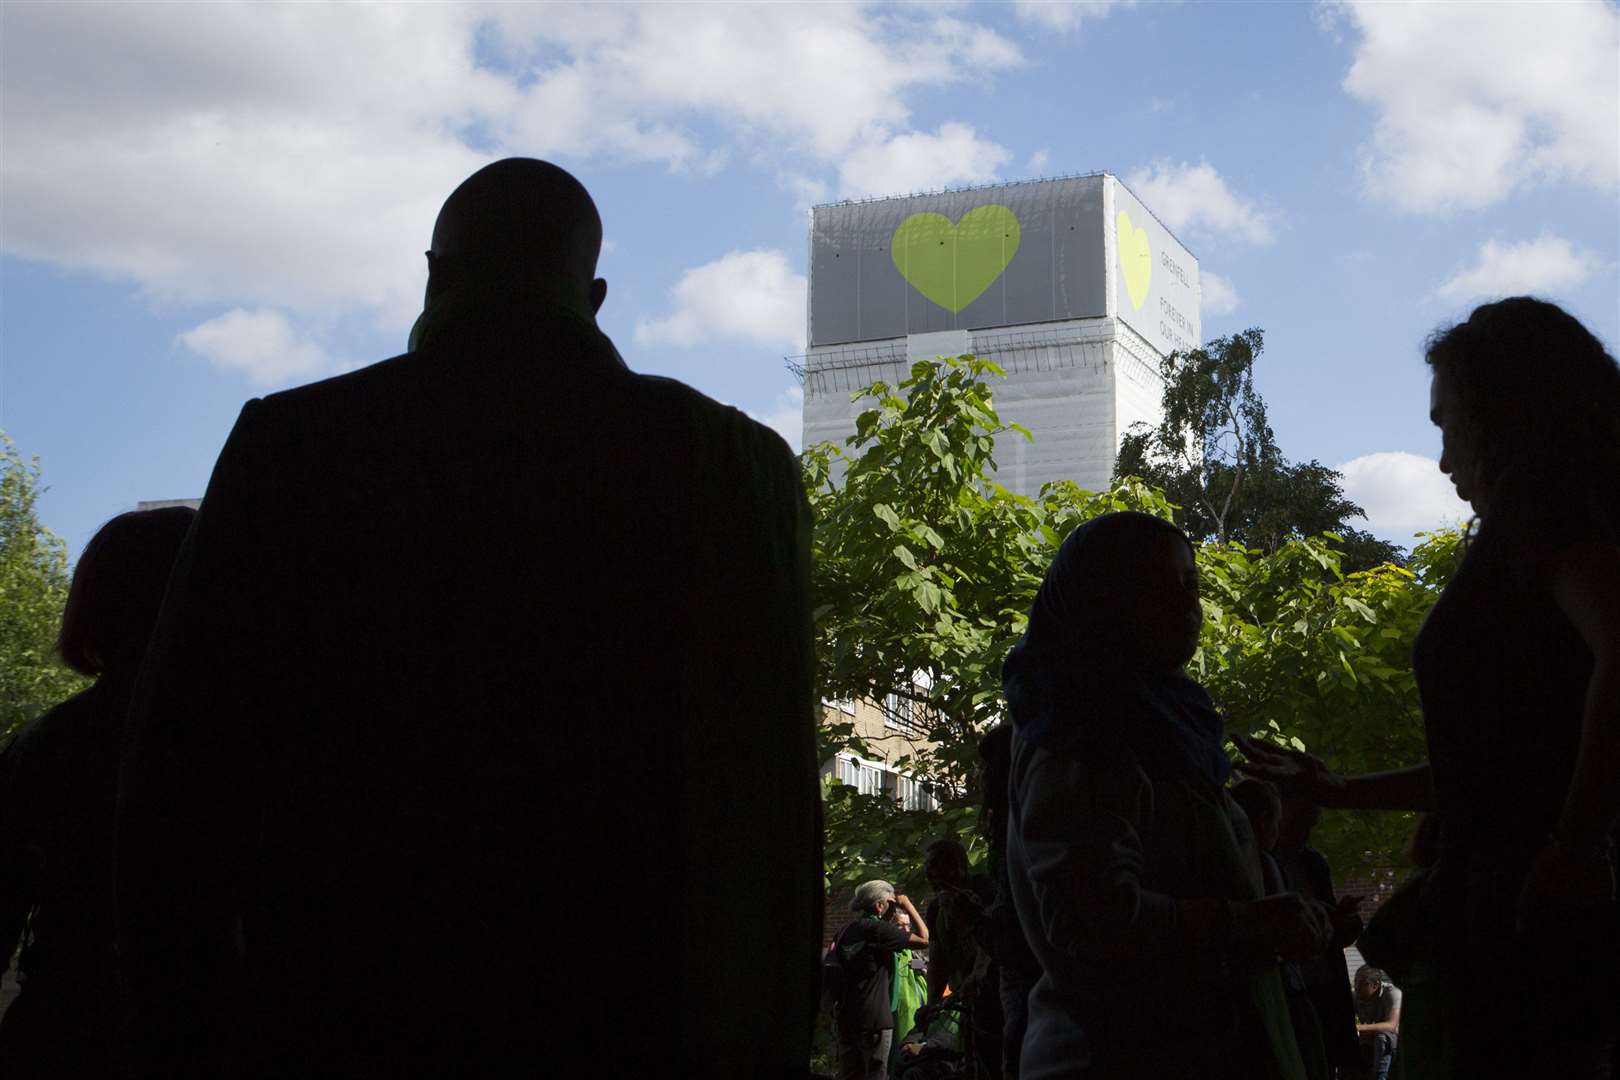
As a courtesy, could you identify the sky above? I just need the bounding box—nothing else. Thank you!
[3,0,1617,561]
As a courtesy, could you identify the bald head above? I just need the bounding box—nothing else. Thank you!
[426,158,605,309]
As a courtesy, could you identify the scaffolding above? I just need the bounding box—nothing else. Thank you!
[785,323,1158,397]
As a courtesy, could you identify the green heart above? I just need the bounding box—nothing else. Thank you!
[891,205,1021,313]
[1116,209,1152,311]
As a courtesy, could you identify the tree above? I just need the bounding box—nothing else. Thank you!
[802,356,1178,901]
[805,357,1463,907]
[0,431,87,744]
[1114,329,1404,571]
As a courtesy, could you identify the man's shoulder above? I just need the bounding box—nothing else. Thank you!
[626,372,794,460]
[255,351,417,418]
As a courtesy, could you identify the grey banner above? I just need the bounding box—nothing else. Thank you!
[809,176,1107,347]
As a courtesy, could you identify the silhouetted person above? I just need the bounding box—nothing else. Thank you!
[114,159,821,1077]
[1237,297,1620,1078]
[1273,796,1361,1079]
[1231,779,1331,1080]
[0,506,195,1077]
[921,837,999,1080]
[978,722,1039,1080]
[1003,512,1331,1079]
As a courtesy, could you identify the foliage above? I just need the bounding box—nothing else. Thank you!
[1114,328,1404,571]
[1195,527,1465,883]
[806,358,1465,908]
[0,431,87,744]
[803,356,1178,902]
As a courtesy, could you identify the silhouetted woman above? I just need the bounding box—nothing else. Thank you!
[1003,511,1329,1080]
[978,721,1040,1080]
[1239,296,1620,1077]
[0,506,195,1076]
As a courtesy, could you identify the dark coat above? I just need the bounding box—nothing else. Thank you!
[115,309,821,1077]
[0,676,128,1077]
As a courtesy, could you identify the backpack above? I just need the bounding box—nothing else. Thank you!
[819,936,847,1013]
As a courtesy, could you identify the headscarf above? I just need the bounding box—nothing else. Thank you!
[1001,511,1231,788]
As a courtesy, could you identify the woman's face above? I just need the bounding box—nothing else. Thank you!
[1126,533,1203,674]
[1430,368,1490,513]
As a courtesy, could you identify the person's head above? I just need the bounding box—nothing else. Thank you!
[1425,297,1620,514]
[1030,512,1202,678]
[976,723,1013,839]
[57,506,197,678]
[425,158,607,314]
[1277,794,1322,851]
[892,909,913,934]
[1354,965,1386,999]
[924,838,969,891]
[851,879,896,916]
[1230,778,1282,851]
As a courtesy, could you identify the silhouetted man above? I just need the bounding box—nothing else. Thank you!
[116,159,821,1077]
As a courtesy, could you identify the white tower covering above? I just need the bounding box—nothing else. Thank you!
[799,174,1199,499]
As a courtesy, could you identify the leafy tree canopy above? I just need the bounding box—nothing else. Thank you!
[805,357,1462,908]
[0,431,87,744]
[1114,329,1404,572]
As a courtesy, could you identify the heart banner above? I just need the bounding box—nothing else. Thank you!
[891,205,1021,314]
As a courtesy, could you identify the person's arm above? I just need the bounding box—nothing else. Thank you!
[1523,542,1620,906]
[1233,734,1435,811]
[1356,1005,1401,1036]
[896,893,929,948]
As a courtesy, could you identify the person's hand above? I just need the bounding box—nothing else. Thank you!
[1237,892,1330,962]
[901,1043,923,1058]
[894,893,915,912]
[1516,839,1616,934]
[1232,734,1345,804]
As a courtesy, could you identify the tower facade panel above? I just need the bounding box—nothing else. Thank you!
[801,175,1200,498]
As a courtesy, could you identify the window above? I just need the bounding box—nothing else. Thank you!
[884,691,913,729]
[893,773,938,812]
[833,755,885,796]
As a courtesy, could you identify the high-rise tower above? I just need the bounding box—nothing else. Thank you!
[798,173,1200,496]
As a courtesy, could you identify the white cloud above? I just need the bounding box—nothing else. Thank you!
[1200,271,1240,316]
[1026,149,1051,175]
[635,249,807,351]
[1434,231,1605,306]
[0,3,1024,365]
[750,385,805,452]
[1124,161,1276,245]
[1013,1,1136,32]
[839,123,1011,199]
[1335,0,1619,214]
[1337,451,1472,538]
[176,307,328,385]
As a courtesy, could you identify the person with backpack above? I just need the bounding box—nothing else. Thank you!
[834,882,930,1080]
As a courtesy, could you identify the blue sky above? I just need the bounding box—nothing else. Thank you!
[3,0,1616,560]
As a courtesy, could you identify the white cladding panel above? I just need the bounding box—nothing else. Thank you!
[800,317,1157,500]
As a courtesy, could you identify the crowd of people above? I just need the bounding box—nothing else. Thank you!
[0,157,1616,1079]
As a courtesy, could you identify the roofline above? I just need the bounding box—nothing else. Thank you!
[811,170,1197,261]
[811,171,1109,210]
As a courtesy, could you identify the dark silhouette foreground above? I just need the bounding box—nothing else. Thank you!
[0,507,195,1077]
[115,159,822,1076]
